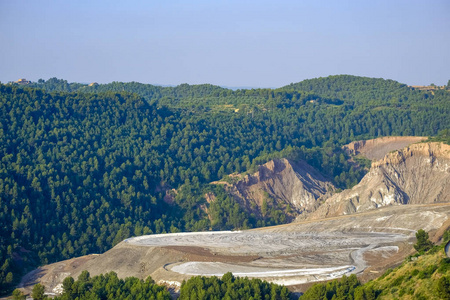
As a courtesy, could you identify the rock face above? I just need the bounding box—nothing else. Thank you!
[308,142,450,220]
[343,136,425,160]
[227,158,334,214]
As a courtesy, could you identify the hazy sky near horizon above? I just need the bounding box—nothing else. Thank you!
[1,0,449,88]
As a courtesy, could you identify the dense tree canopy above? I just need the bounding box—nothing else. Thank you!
[1,75,450,294]
[54,271,171,300]
[180,272,291,300]
[414,229,433,254]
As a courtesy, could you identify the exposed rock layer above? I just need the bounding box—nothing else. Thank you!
[343,136,426,160]
[227,158,334,214]
[308,142,450,220]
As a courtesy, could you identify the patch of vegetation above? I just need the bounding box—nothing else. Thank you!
[27,271,290,300]
[301,229,450,299]
[428,128,450,145]
[414,229,434,254]
[300,274,377,300]
[51,271,171,300]
[353,156,372,170]
[180,272,291,300]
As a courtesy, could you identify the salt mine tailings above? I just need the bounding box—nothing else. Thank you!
[308,142,450,220]
[16,141,450,296]
[19,203,450,295]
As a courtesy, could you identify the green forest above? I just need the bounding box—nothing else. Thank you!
[1,75,450,294]
[28,271,172,300]
[17,271,290,300]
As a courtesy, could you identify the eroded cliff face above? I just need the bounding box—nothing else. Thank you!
[308,142,450,220]
[226,158,334,214]
[343,136,425,160]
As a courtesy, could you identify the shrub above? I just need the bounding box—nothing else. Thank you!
[379,268,393,280]
[414,229,433,254]
[435,276,450,299]
[390,275,405,287]
[438,258,450,273]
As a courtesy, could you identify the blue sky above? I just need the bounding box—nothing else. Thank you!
[1,0,449,88]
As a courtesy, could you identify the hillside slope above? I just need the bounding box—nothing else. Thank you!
[308,142,450,220]
[363,246,450,299]
[2,75,450,294]
[221,158,334,215]
[300,240,450,300]
[18,203,450,296]
[343,136,426,160]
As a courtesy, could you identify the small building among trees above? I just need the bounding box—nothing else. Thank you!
[15,78,31,85]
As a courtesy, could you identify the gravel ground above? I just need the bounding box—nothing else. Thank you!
[126,229,408,284]
[18,204,450,295]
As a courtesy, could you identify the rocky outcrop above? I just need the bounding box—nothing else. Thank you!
[308,142,450,220]
[344,136,425,160]
[226,158,334,214]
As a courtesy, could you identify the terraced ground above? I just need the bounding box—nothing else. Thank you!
[20,203,450,295]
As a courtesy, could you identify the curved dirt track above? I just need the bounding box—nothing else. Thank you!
[122,204,450,286]
[126,230,406,280]
[343,136,426,160]
[19,204,450,295]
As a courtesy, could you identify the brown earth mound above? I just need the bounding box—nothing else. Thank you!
[20,203,450,296]
[17,254,98,296]
[16,140,450,297]
[344,136,426,160]
[308,142,450,220]
[224,158,334,214]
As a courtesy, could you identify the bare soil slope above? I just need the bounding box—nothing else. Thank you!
[225,158,334,214]
[343,136,426,160]
[18,139,450,297]
[17,255,98,296]
[21,204,450,295]
[309,142,450,220]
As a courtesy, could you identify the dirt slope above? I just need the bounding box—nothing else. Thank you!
[308,142,450,220]
[17,140,450,297]
[224,158,334,214]
[20,204,450,296]
[343,136,426,160]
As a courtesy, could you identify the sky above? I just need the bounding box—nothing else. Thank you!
[1,0,449,88]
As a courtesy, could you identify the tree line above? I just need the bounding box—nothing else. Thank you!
[1,75,449,294]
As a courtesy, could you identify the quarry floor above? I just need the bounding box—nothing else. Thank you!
[127,229,407,286]
[16,203,450,296]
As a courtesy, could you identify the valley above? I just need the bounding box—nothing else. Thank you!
[1,76,449,298]
[3,0,450,297]
[16,136,450,297]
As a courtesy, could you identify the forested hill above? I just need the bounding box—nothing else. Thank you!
[25,78,229,105]
[23,75,450,113]
[283,75,408,99]
[282,75,409,97]
[1,76,449,294]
